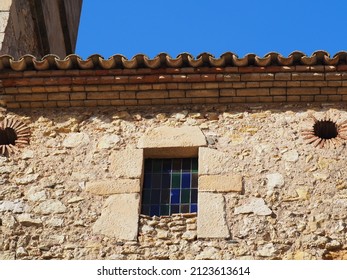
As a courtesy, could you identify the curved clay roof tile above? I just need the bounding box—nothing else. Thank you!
[187,55,204,67]
[165,54,183,68]
[143,55,162,69]
[98,56,116,69]
[10,57,28,71]
[33,58,51,70]
[232,54,251,66]
[333,51,347,64]
[289,51,306,65]
[54,56,74,70]
[277,54,294,65]
[254,54,272,67]
[121,55,138,69]
[0,51,347,70]
[300,54,317,66]
[208,55,226,67]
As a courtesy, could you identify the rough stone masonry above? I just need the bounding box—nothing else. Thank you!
[1,102,347,260]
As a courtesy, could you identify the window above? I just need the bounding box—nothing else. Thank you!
[141,158,198,216]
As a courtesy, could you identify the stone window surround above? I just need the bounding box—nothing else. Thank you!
[86,126,243,241]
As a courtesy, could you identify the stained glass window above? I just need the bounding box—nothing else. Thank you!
[141,158,198,216]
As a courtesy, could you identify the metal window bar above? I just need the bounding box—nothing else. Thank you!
[141,158,198,216]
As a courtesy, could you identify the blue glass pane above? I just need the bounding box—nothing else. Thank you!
[171,189,180,204]
[182,173,191,189]
[150,205,160,216]
[190,204,197,213]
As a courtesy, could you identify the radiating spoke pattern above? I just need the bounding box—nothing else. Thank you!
[302,114,347,149]
[0,118,30,155]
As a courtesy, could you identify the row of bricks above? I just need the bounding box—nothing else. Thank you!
[2,72,347,87]
[6,94,347,109]
[3,87,347,102]
[4,81,347,94]
[1,65,347,79]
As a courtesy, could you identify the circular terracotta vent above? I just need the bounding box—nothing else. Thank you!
[313,120,338,140]
[302,115,347,148]
[0,118,30,155]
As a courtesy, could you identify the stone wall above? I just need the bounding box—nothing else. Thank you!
[1,103,347,260]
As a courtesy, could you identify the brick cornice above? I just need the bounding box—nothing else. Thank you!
[1,66,347,108]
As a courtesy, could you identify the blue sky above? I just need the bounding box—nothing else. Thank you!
[76,0,347,59]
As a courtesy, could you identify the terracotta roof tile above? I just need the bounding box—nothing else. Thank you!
[0,51,347,71]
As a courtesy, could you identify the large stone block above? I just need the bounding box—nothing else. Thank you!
[137,126,206,149]
[86,179,140,195]
[109,148,143,179]
[0,0,11,11]
[199,174,242,193]
[197,192,230,238]
[199,147,232,175]
[93,193,140,240]
[0,12,10,32]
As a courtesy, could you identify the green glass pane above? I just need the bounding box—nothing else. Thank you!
[152,160,162,173]
[160,205,170,216]
[192,158,198,173]
[181,189,190,203]
[172,172,181,189]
